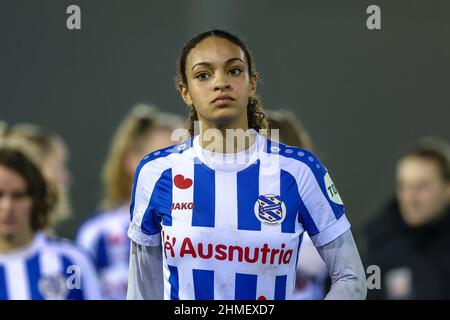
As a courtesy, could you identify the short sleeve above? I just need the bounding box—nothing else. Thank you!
[296,151,351,247]
[75,218,102,268]
[128,160,165,247]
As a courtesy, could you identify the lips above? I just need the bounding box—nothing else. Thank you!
[212,95,234,103]
[0,219,16,225]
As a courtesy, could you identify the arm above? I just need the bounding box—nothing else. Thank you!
[127,240,164,300]
[316,229,367,300]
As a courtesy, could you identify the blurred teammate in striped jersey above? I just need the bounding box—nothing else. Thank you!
[0,142,101,299]
[6,123,72,233]
[76,104,184,299]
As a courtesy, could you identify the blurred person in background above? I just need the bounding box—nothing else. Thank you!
[266,109,314,150]
[0,121,7,139]
[365,137,450,299]
[266,109,329,300]
[76,104,184,299]
[0,142,101,299]
[6,123,72,233]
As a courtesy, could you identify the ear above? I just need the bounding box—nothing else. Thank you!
[178,82,193,107]
[249,74,257,96]
[123,152,141,179]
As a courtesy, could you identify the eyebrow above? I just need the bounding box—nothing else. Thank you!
[191,57,245,71]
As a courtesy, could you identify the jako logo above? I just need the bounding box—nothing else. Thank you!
[171,202,194,210]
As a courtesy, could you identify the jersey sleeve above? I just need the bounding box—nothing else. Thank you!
[296,151,351,247]
[58,243,103,300]
[75,219,101,268]
[77,250,103,300]
[127,159,165,247]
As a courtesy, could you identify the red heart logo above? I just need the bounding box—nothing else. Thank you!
[174,174,193,189]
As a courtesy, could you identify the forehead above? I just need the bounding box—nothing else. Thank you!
[397,156,441,181]
[0,165,27,190]
[186,37,247,68]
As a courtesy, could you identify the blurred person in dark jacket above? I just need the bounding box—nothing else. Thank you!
[365,137,450,299]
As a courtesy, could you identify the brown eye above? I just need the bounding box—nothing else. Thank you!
[195,72,210,80]
[229,67,243,76]
[12,191,28,200]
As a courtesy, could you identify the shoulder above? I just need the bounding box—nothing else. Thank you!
[76,210,109,247]
[76,207,128,247]
[135,138,195,180]
[262,138,327,177]
[42,234,94,267]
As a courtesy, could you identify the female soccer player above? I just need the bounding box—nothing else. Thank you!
[0,143,101,299]
[127,29,367,300]
[7,123,72,231]
[76,104,183,299]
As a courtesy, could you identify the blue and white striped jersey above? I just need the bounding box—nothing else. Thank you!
[0,232,101,300]
[128,131,350,300]
[76,205,130,299]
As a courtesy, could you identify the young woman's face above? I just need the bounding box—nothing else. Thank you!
[396,156,450,227]
[180,36,256,129]
[0,165,33,239]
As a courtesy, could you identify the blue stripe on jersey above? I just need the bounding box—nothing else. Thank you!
[193,269,214,299]
[237,161,261,231]
[192,164,215,227]
[158,168,173,227]
[280,170,300,233]
[235,273,257,300]
[278,145,345,220]
[95,234,109,270]
[274,275,287,300]
[142,168,172,233]
[0,265,7,299]
[295,232,304,268]
[168,265,179,300]
[26,253,43,300]
[130,160,144,222]
[297,194,319,236]
[130,140,192,221]
[62,256,84,300]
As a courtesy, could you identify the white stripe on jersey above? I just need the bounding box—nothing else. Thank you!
[5,259,30,300]
[129,131,351,300]
[214,173,238,236]
[259,153,281,235]
[171,157,195,230]
[278,156,350,247]
[76,206,131,300]
[256,271,277,300]
[0,232,101,300]
[40,248,63,277]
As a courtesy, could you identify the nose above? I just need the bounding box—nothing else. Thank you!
[213,73,231,91]
[0,195,13,215]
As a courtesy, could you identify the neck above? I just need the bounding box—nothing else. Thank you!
[0,229,35,253]
[198,117,256,154]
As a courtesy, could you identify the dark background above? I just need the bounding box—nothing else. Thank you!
[1,0,449,252]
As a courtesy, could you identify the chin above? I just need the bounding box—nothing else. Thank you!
[0,225,20,238]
